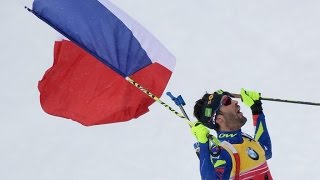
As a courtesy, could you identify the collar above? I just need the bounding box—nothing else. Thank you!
[217,129,243,144]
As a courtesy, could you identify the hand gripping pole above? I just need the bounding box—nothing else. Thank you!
[231,93,320,106]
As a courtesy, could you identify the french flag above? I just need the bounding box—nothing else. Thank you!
[30,0,176,126]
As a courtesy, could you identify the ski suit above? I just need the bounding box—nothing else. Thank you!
[196,112,272,180]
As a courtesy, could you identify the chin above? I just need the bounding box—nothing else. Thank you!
[241,116,247,125]
[238,113,247,121]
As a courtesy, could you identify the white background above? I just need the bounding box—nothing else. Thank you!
[2,0,320,179]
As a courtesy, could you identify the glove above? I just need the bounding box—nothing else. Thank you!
[240,88,263,114]
[191,122,209,143]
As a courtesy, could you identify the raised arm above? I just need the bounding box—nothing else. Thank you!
[240,88,272,159]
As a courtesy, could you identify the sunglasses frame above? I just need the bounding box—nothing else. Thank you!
[208,96,233,125]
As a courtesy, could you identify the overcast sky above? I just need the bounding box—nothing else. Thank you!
[2,0,320,179]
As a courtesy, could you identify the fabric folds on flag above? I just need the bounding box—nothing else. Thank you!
[32,0,175,125]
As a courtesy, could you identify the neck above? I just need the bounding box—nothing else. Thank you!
[219,126,238,131]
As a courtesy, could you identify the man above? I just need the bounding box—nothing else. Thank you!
[192,89,272,179]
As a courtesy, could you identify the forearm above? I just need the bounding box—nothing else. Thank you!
[253,112,272,159]
[198,143,217,179]
[240,89,272,159]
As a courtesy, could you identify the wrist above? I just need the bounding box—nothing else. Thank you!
[250,101,263,115]
[198,136,209,143]
[199,140,209,144]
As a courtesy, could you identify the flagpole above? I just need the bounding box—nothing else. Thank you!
[125,77,194,127]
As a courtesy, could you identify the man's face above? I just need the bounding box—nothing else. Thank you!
[217,95,247,131]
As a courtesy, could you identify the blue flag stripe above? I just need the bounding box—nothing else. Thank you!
[32,0,152,77]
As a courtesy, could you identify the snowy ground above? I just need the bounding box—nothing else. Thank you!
[2,0,320,179]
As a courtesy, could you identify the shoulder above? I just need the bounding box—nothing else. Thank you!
[241,132,256,141]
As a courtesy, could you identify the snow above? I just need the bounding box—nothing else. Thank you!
[2,0,320,179]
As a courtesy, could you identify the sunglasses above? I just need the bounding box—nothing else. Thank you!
[220,96,232,106]
[208,96,233,124]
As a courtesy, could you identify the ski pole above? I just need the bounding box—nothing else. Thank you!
[231,93,320,106]
[166,92,221,145]
[166,92,200,157]
[166,92,190,120]
[125,77,193,126]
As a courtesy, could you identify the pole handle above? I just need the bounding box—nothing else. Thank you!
[166,92,176,100]
[166,92,186,106]
[231,93,320,106]
[125,77,193,127]
[166,92,190,120]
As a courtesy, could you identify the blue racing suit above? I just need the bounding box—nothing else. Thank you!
[195,112,272,180]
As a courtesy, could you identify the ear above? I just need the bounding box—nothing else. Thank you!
[215,115,224,125]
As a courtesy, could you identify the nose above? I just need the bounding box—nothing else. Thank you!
[233,100,238,105]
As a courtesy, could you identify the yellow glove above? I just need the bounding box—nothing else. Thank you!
[191,122,209,143]
[240,88,263,114]
[240,88,260,107]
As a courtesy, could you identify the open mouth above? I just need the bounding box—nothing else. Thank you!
[236,106,242,115]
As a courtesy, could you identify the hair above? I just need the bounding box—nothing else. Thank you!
[193,93,210,120]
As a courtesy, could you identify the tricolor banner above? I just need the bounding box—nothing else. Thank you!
[30,0,176,125]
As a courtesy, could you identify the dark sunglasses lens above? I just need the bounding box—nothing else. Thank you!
[223,97,232,106]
